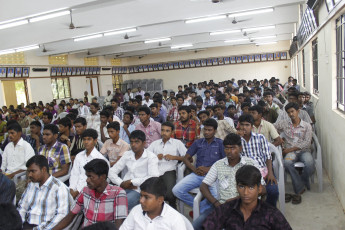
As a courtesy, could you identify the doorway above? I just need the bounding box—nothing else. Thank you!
[86,77,99,97]
[2,80,28,107]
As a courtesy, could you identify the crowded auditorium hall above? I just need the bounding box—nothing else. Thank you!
[1,0,345,229]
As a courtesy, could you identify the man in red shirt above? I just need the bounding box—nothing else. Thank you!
[173,106,199,148]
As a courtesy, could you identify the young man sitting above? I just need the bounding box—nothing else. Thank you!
[69,129,109,199]
[263,91,280,114]
[274,102,313,204]
[203,165,292,230]
[142,93,153,107]
[108,130,160,210]
[150,103,164,124]
[58,117,74,148]
[17,155,72,230]
[119,112,135,144]
[238,114,279,207]
[99,110,110,143]
[39,124,71,178]
[53,159,128,230]
[147,122,187,209]
[173,106,198,148]
[86,103,101,135]
[135,106,161,148]
[120,177,187,230]
[26,120,44,154]
[101,122,130,167]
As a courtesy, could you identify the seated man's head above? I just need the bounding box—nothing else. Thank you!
[202,118,218,139]
[90,103,99,115]
[176,95,184,107]
[123,112,134,125]
[178,106,191,123]
[140,177,167,213]
[42,112,53,125]
[30,121,42,135]
[84,159,109,191]
[107,121,120,141]
[81,129,98,152]
[43,124,59,146]
[195,97,203,109]
[249,105,263,122]
[205,106,214,117]
[189,105,197,117]
[227,105,236,116]
[100,110,110,125]
[236,165,263,205]
[241,102,251,115]
[263,91,274,103]
[7,123,22,144]
[58,117,72,134]
[149,104,159,116]
[239,114,254,136]
[129,130,146,154]
[224,133,242,162]
[138,106,151,124]
[144,93,151,101]
[287,92,299,103]
[285,102,300,121]
[74,117,87,136]
[197,110,210,124]
[27,155,50,184]
[298,92,305,105]
[161,122,174,140]
[213,105,225,118]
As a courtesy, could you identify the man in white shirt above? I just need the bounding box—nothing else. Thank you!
[86,103,101,136]
[124,88,134,102]
[78,101,89,117]
[147,122,187,209]
[69,129,109,199]
[109,130,159,210]
[1,123,35,179]
[136,87,145,98]
[142,93,153,107]
[120,177,187,230]
[104,90,113,106]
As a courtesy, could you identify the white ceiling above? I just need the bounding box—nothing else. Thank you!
[0,0,305,58]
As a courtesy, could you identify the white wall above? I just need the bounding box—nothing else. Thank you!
[123,40,291,90]
[69,76,87,99]
[292,2,345,210]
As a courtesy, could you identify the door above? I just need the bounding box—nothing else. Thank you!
[2,80,27,107]
[86,77,99,97]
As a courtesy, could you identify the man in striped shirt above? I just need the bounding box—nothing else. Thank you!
[17,155,73,230]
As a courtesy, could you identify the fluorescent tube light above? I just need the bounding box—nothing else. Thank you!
[0,20,28,30]
[0,49,15,55]
[74,34,103,42]
[224,38,249,43]
[16,45,39,52]
[256,41,278,46]
[171,44,193,49]
[29,10,70,23]
[210,30,241,36]
[228,8,274,18]
[144,37,171,44]
[252,35,276,40]
[242,25,275,32]
[185,15,226,24]
[104,28,137,36]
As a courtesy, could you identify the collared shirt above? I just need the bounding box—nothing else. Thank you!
[72,184,128,227]
[167,106,180,122]
[104,94,113,106]
[108,149,159,192]
[203,199,292,230]
[147,138,187,175]
[1,138,35,174]
[39,141,71,175]
[274,119,312,152]
[120,202,187,230]
[275,109,312,124]
[152,114,164,123]
[200,120,237,140]
[241,132,271,169]
[70,148,109,192]
[17,176,73,230]
[25,134,44,154]
[124,92,133,102]
[204,97,216,106]
[136,90,145,97]
[142,99,153,107]
[267,102,280,114]
[187,137,225,168]
[135,120,161,148]
[160,106,167,120]
[203,157,263,203]
[119,124,136,144]
[196,88,205,98]
[252,119,280,143]
[86,113,101,132]
[78,106,89,116]
[173,119,198,148]
[100,138,130,163]
[114,107,125,120]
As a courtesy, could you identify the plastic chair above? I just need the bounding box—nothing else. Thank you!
[132,80,142,90]
[182,215,194,230]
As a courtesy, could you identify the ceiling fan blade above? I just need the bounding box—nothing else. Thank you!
[75,25,92,29]
[237,18,252,23]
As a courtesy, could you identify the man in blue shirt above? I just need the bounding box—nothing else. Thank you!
[173,118,224,216]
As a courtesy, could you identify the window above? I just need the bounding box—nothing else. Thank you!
[312,39,319,95]
[336,15,345,112]
[51,78,71,99]
[297,7,318,46]
[325,0,342,12]
[302,50,306,87]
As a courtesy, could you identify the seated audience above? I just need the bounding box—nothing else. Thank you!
[111,98,125,120]
[53,159,128,229]
[150,103,164,123]
[135,106,161,148]
[99,110,110,143]
[203,165,292,230]
[17,155,72,229]
[86,103,101,134]
[274,102,313,204]
[258,101,279,124]
[119,112,135,144]
[78,101,89,117]
[58,117,74,148]
[120,177,187,230]
[39,124,71,178]
[147,122,187,209]
[70,117,87,161]
[173,106,198,148]
[142,93,153,107]
[263,91,280,114]
[17,110,32,128]
[25,120,44,154]
[109,130,159,210]
[101,122,130,166]
[70,129,109,199]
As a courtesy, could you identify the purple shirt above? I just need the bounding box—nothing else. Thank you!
[135,120,161,148]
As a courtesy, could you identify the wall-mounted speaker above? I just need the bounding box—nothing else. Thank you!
[102,67,111,71]
[32,68,48,72]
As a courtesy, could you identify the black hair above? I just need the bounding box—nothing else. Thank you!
[43,111,53,120]
[83,222,117,230]
[236,165,262,187]
[81,128,98,140]
[138,106,151,115]
[161,121,175,131]
[197,110,210,118]
[248,105,263,115]
[170,96,177,101]
[123,112,134,121]
[204,90,210,94]
[288,92,299,99]
[43,124,59,134]
[238,114,254,125]
[140,177,167,199]
[84,159,109,177]
[212,104,223,111]
[58,117,72,128]
[227,104,236,110]
[223,133,242,147]
[90,103,99,109]
[153,98,162,104]
[107,121,120,131]
[135,95,143,101]
[66,113,77,121]
[237,93,245,98]
[0,203,22,230]
[126,106,135,114]
[285,102,300,112]
[241,102,251,110]
[149,103,158,109]
[129,130,146,142]
[100,110,110,118]
[111,98,118,104]
[144,92,150,97]
[69,109,79,116]
[26,155,49,172]
[30,120,42,128]
[74,117,87,126]
[7,123,22,133]
[176,95,184,101]
[257,100,266,107]
[178,105,191,113]
[195,96,203,103]
[263,91,274,97]
[189,105,197,111]
[203,118,218,130]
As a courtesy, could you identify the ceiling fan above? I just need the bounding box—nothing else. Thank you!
[40,45,54,53]
[66,10,92,30]
[86,50,99,56]
[231,17,251,24]
[243,31,258,37]
[124,33,141,40]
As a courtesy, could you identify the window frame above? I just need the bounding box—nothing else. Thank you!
[302,49,306,87]
[336,14,345,112]
[51,77,71,99]
[312,39,319,95]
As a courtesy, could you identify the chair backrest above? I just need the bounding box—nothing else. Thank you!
[182,215,194,230]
